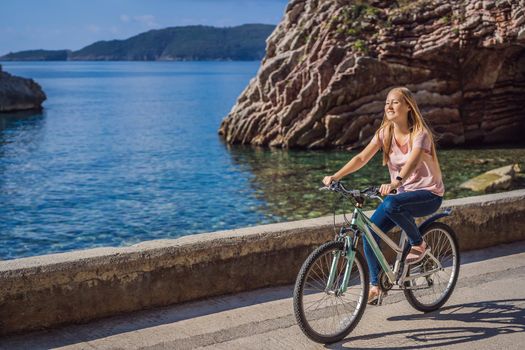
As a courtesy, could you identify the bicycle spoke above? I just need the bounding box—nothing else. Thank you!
[310,262,327,285]
[303,292,331,311]
[304,280,326,292]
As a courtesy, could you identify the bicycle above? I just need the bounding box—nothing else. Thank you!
[293,181,460,344]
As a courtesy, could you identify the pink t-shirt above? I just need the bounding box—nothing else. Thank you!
[371,128,445,197]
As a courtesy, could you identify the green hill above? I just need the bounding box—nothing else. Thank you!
[1,24,275,61]
[0,49,71,61]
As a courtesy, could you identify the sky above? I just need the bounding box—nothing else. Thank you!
[0,0,289,55]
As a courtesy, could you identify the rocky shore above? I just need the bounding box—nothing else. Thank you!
[0,65,46,112]
[219,0,525,149]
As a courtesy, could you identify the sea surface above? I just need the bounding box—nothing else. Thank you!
[1,61,524,260]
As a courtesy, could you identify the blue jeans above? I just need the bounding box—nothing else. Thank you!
[363,190,443,286]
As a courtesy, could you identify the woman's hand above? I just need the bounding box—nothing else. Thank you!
[323,175,338,186]
[379,179,401,196]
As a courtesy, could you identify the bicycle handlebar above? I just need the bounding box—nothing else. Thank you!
[319,181,396,199]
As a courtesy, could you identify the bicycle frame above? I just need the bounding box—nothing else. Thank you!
[326,206,443,294]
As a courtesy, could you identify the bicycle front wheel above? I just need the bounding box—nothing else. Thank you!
[404,222,460,312]
[293,241,368,344]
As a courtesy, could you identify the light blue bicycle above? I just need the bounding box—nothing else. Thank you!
[293,181,460,344]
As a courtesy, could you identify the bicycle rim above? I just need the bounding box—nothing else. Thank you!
[405,224,459,310]
[294,242,367,343]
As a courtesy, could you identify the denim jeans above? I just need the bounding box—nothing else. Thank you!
[363,190,443,286]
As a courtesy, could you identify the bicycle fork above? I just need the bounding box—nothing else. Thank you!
[325,236,355,295]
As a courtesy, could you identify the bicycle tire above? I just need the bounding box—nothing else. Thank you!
[293,241,369,344]
[403,222,460,312]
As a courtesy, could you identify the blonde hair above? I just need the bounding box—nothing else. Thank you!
[375,87,441,176]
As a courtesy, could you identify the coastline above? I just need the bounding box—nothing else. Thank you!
[1,189,524,335]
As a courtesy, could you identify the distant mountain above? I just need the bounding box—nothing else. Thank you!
[1,49,72,61]
[0,24,275,61]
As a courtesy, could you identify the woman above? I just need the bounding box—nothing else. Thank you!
[323,87,445,304]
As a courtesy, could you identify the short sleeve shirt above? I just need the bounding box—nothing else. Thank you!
[371,128,445,197]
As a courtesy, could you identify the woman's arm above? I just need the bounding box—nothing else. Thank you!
[379,146,424,195]
[323,139,381,185]
[397,147,424,181]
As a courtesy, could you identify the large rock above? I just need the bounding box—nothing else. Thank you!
[0,65,46,112]
[219,0,525,148]
[460,163,521,192]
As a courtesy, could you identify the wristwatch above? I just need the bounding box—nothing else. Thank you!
[395,175,403,182]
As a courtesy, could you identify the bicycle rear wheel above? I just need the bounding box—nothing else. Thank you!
[293,241,368,344]
[404,222,460,312]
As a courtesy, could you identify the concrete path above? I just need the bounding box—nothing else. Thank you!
[2,241,525,350]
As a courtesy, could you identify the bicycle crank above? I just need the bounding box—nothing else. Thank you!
[378,270,393,292]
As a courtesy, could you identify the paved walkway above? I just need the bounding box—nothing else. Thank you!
[1,241,525,349]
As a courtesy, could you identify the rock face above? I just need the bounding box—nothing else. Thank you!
[0,65,46,112]
[219,0,525,148]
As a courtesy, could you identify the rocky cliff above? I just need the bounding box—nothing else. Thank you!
[0,65,46,112]
[219,0,525,148]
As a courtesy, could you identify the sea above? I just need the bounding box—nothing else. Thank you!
[0,61,276,259]
[1,61,524,260]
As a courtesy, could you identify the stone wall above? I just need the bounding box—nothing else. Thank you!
[1,189,524,335]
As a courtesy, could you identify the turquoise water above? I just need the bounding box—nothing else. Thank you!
[1,62,524,260]
[0,61,275,259]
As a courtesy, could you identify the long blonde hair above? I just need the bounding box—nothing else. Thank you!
[375,87,441,174]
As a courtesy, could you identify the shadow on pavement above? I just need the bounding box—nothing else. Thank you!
[0,284,296,350]
[459,241,525,265]
[326,298,525,349]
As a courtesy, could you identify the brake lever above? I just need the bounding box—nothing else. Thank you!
[363,186,396,202]
[370,194,383,202]
[319,180,340,191]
